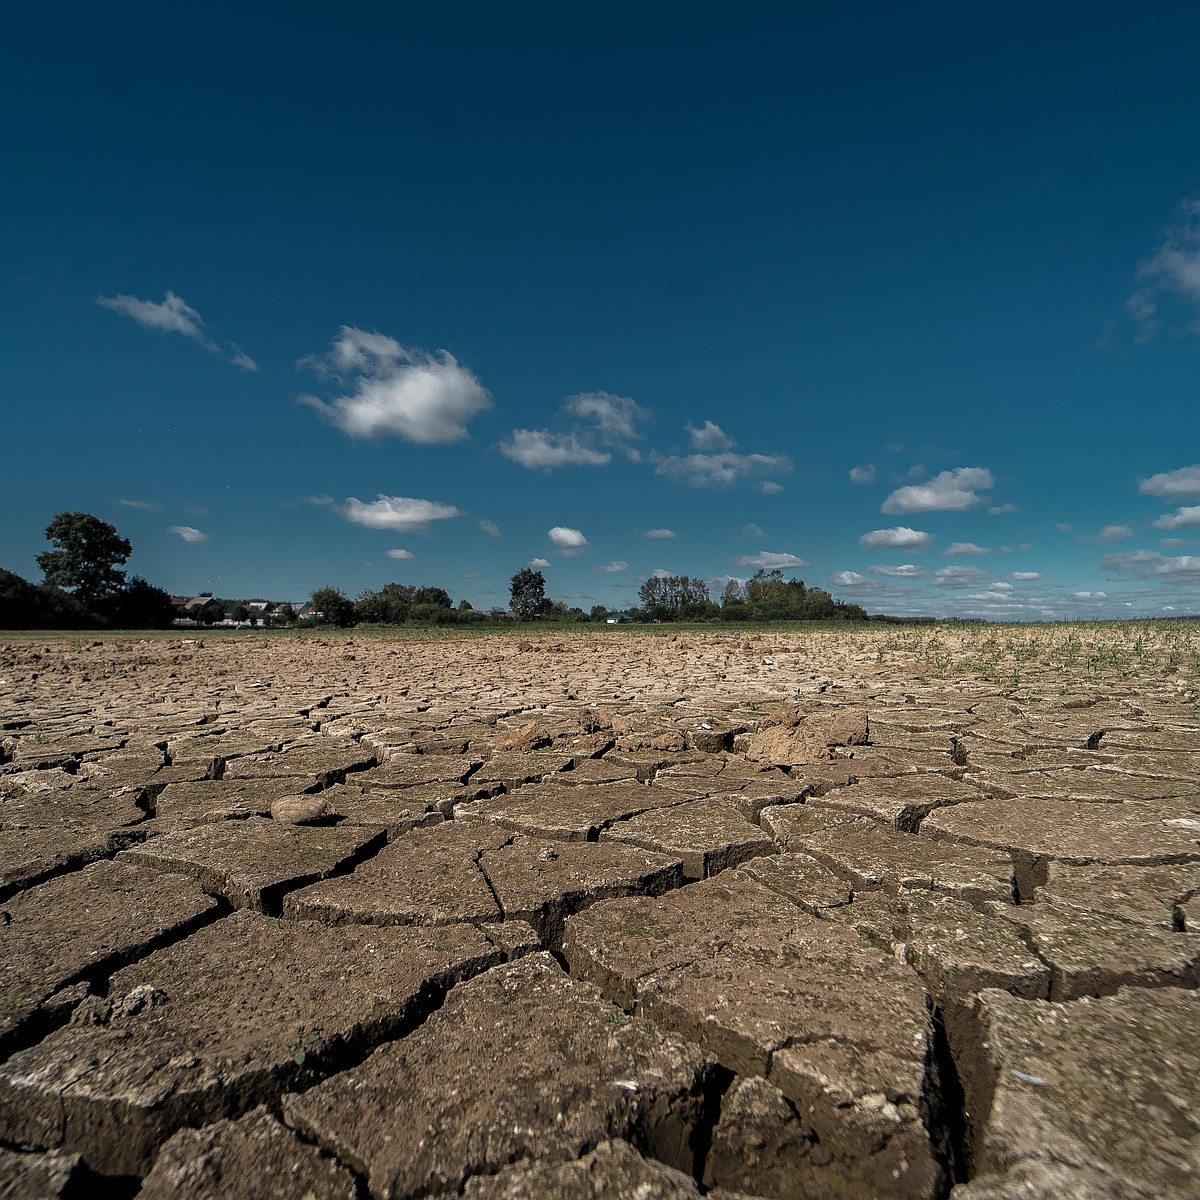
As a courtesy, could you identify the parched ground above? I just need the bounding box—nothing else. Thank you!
[1,625,1198,1199]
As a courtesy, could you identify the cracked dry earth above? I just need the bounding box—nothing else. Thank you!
[0,630,1198,1200]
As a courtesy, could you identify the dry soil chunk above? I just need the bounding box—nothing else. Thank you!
[809,774,979,831]
[152,778,318,824]
[0,1148,81,1199]
[139,1105,357,1200]
[733,851,853,915]
[118,817,384,911]
[990,898,1200,999]
[283,820,510,926]
[601,798,774,879]
[1036,859,1200,925]
[797,823,1014,906]
[478,835,684,945]
[462,1139,705,1199]
[0,911,501,1176]
[219,743,376,785]
[959,986,1200,1198]
[284,953,715,1200]
[922,796,1200,866]
[0,859,216,1054]
[0,823,147,899]
[563,876,938,1198]
[457,780,677,840]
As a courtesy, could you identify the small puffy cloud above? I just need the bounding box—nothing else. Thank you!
[643,528,676,539]
[849,465,876,485]
[565,392,650,442]
[1055,522,1073,533]
[306,494,335,507]
[479,518,502,538]
[990,581,1014,590]
[1128,199,1200,338]
[1099,524,1135,543]
[97,290,255,369]
[736,551,810,569]
[168,525,209,544]
[933,565,990,589]
[871,564,925,578]
[300,327,491,444]
[760,481,784,494]
[1152,505,1200,530]
[881,467,994,514]
[499,429,611,469]
[1013,571,1041,581]
[340,495,461,532]
[942,542,990,557]
[1139,464,1200,497]
[386,548,415,560]
[118,498,163,512]
[548,526,589,554]
[742,523,767,539]
[99,290,207,338]
[1100,549,1200,578]
[1074,591,1108,599]
[654,452,794,488]
[988,502,1018,515]
[597,561,630,574]
[530,557,551,569]
[685,420,736,452]
[831,571,868,586]
[651,567,673,579]
[859,526,933,551]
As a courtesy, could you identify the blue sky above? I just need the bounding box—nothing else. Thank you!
[3,2,1200,619]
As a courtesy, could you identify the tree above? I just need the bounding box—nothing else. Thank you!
[36,512,132,608]
[309,586,355,627]
[510,568,550,619]
[100,577,176,629]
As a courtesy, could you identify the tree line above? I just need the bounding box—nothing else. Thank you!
[1,512,873,630]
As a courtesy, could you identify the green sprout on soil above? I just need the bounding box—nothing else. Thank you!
[287,1032,321,1066]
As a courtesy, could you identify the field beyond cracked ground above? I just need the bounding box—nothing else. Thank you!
[1,626,1198,1199]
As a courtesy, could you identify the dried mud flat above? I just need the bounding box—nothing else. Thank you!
[1,626,1198,1199]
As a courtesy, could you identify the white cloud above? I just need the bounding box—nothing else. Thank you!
[1152,505,1200,530]
[942,542,990,557]
[651,567,672,579]
[499,429,611,468]
[655,452,793,488]
[990,581,1014,590]
[1055,522,1073,533]
[742,523,767,539]
[479,518,501,538]
[643,528,676,539]
[849,465,876,485]
[168,525,209,544]
[685,420,736,451]
[306,494,335,507]
[859,526,933,551]
[760,481,784,494]
[1013,571,1041,581]
[565,392,650,442]
[299,328,490,443]
[871,564,925,578]
[386,548,415,560]
[831,571,867,586]
[118,498,163,512]
[1074,591,1108,599]
[1098,524,1134,543]
[736,551,810,569]
[99,290,207,339]
[881,467,994,514]
[97,290,256,369]
[988,502,1018,515]
[1100,549,1200,578]
[933,565,990,589]
[548,526,589,554]
[597,561,630,573]
[1128,199,1200,338]
[340,495,461,532]
[530,558,551,569]
[1140,464,1200,497]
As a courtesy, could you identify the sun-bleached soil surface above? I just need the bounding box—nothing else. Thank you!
[1,626,1198,1199]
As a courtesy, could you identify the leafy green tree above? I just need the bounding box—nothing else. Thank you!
[510,568,550,619]
[309,586,355,627]
[36,512,132,608]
